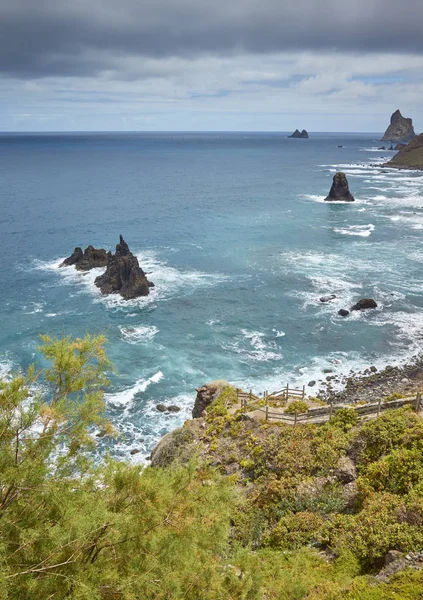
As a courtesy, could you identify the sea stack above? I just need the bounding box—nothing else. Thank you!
[288,129,309,138]
[324,172,355,202]
[59,245,109,270]
[381,110,416,143]
[94,235,154,300]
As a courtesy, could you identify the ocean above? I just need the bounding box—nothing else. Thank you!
[1,131,423,460]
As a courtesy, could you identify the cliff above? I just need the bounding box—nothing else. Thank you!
[385,132,423,169]
[381,109,416,143]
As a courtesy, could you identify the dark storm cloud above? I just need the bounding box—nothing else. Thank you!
[1,0,423,78]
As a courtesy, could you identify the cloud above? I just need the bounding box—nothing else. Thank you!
[1,0,423,79]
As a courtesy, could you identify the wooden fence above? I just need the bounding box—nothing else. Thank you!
[236,388,422,425]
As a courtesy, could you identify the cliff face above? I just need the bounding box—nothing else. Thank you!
[381,109,416,143]
[386,132,423,169]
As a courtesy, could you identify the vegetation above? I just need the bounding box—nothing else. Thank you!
[284,400,309,415]
[1,335,423,599]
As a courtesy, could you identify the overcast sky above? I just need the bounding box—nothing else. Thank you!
[1,0,423,132]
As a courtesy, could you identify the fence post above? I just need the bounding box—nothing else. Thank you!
[377,397,382,416]
[286,383,289,400]
[302,385,305,399]
[294,412,297,426]
[415,392,421,412]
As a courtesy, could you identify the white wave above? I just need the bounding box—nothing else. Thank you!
[119,325,159,344]
[22,302,44,314]
[223,329,283,363]
[34,251,228,309]
[0,359,13,380]
[334,224,375,237]
[106,371,164,409]
[272,329,286,338]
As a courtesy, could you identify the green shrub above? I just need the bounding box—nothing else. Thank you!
[284,400,309,415]
[330,407,358,431]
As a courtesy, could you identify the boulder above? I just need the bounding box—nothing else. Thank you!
[324,172,355,202]
[156,404,167,412]
[192,380,230,418]
[335,456,357,483]
[320,294,336,303]
[288,129,309,138]
[338,309,350,317]
[308,380,316,387]
[351,298,378,311]
[381,109,416,143]
[94,235,154,300]
[167,405,181,412]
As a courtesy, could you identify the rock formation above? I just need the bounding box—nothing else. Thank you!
[394,143,407,151]
[288,129,309,138]
[94,235,154,300]
[351,298,377,311]
[324,172,355,202]
[192,380,229,418]
[381,109,416,143]
[385,133,423,170]
[60,245,109,271]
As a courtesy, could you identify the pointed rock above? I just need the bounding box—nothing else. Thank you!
[94,235,154,300]
[381,109,416,143]
[324,172,355,202]
[289,129,309,138]
[60,245,109,270]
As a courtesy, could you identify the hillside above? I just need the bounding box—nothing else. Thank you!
[386,132,423,169]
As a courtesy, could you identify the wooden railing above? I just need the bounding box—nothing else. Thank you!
[236,388,422,425]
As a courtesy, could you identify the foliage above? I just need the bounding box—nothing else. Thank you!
[284,400,309,415]
[330,407,358,431]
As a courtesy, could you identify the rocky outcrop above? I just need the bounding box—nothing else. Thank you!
[94,235,154,300]
[334,456,357,483]
[289,129,309,138]
[338,309,350,317]
[324,172,355,202]
[381,109,416,143]
[351,298,377,311]
[385,133,423,170]
[192,380,229,418]
[60,245,109,271]
[394,143,407,151]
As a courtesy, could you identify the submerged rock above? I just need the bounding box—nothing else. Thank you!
[288,129,309,138]
[60,245,109,271]
[351,298,378,311]
[381,109,416,143]
[320,294,336,303]
[338,309,350,317]
[94,235,154,300]
[324,172,355,202]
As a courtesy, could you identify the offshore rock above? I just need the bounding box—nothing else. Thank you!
[289,129,309,138]
[324,172,355,202]
[351,298,377,311]
[338,309,350,317]
[381,109,416,143]
[60,245,109,271]
[94,235,154,300]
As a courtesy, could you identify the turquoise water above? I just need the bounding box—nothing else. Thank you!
[1,132,423,459]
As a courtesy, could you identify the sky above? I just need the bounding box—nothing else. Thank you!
[1,0,423,132]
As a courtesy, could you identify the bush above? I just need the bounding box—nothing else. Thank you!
[284,400,309,415]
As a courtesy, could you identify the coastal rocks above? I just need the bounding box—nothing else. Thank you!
[60,245,109,271]
[351,298,378,311]
[320,294,336,303]
[338,309,350,317]
[324,172,355,202]
[394,143,407,151]
[94,235,154,300]
[156,404,181,413]
[288,129,309,138]
[308,380,316,387]
[381,109,416,143]
[192,380,230,418]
